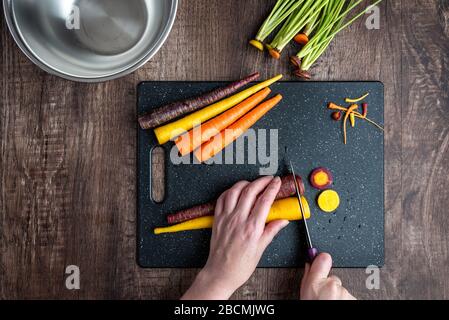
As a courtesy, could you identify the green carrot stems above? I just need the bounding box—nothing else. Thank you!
[255,0,306,42]
[270,0,330,52]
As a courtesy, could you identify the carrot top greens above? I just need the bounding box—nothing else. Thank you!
[250,0,305,50]
[294,0,384,76]
[250,0,384,78]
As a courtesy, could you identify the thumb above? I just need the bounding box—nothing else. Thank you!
[260,220,289,250]
[305,253,333,284]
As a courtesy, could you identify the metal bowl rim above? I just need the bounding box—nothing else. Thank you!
[2,0,178,82]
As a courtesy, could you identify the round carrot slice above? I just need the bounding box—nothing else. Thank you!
[309,167,333,190]
[317,190,340,213]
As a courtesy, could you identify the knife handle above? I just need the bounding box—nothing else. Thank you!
[307,248,319,262]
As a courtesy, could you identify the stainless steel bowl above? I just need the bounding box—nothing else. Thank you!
[3,0,178,82]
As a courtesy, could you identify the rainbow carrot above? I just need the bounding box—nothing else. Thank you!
[153,75,283,145]
[175,88,271,156]
[138,73,260,129]
[167,174,306,224]
[155,196,311,235]
[193,94,282,162]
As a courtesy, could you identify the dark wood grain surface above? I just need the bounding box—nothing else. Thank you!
[1,0,449,299]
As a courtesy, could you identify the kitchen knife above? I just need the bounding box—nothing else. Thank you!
[290,161,318,263]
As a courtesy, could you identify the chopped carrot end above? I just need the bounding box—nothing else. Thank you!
[290,56,302,68]
[249,40,264,51]
[268,48,281,60]
[293,33,309,46]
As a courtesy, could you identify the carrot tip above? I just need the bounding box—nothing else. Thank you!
[249,40,264,51]
[290,56,302,68]
[294,69,311,80]
[293,33,309,46]
[268,48,281,60]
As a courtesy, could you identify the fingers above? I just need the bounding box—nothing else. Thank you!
[249,176,282,230]
[341,289,357,300]
[214,192,225,216]
[306,253,333,284]
[328,275,342,287]
[259,219,289,250]
[234,176,274,219]
[223,180,250,214]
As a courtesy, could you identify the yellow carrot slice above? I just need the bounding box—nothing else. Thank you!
[154,74,283,145]
[194,94,282,162]
[154,196,311,235]
[175,88,271,156]
[317,190,340,213]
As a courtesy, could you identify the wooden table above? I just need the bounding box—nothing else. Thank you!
[1,0,449,300]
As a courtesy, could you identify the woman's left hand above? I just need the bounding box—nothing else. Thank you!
[182,176,289,300]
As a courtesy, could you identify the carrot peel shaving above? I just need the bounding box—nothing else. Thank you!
[345,92,369,103]
[343,105,358,145]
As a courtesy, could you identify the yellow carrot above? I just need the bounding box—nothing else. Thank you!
[154,74,283,144]
[194,94,282,162]
[154,196,310,235]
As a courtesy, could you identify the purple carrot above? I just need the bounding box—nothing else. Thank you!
[166,175,305,224]
[138,72,260,129]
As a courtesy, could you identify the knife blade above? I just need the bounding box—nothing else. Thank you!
[289,161,318,263]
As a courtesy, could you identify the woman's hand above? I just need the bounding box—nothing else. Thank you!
[300,253,356,300]
[182,176,289,300]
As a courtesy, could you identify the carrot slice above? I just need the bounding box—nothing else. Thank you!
[175,88,271,156]
[310,167,333,190]
[194,94,282,162]
[317,190,340,213]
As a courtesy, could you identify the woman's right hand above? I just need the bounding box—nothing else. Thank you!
[300,253,356,300]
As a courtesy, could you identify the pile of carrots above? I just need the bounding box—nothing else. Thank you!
[138,73,284,162]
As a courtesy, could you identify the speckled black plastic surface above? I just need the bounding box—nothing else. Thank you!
[137,81,384,268]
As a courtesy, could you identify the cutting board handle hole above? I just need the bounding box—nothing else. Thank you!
[151,146,166,203]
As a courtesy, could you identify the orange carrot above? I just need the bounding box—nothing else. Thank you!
[194,94,282,162]
[175,88,271,156]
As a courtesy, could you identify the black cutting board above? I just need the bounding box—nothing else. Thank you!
[137,81,384,268]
